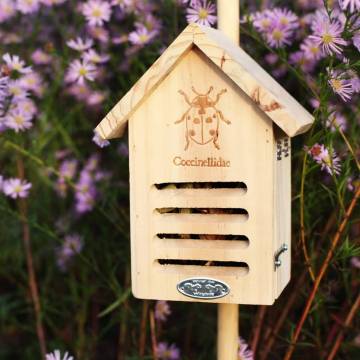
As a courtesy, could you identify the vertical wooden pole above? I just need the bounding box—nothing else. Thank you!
[216,1,240,360]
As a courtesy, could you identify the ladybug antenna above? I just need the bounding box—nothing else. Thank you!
[178,89,191,105]
[214,89,227,104]
[191,86,201,96]
[205,86,214,95]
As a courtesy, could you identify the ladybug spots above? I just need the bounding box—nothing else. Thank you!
[188,129,196,136]
[209,129,216,136]
[193,118,200,124]
[206,117,212,123]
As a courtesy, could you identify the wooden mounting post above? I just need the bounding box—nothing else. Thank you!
[216,1,240,360]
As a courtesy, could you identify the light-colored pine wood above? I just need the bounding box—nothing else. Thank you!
[217,0,240,44]
[273,130,291,298]
[96,23,314,140]
[217,303,239,360]
[129,47,275,304]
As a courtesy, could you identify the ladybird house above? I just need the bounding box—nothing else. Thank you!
[96,23,314,305]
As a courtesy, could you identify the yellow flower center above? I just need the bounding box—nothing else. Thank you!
[272,29,283,41]
[198,8,209,20]
[92,8,102,18]
[261,19,270,28]
[322,33,333,45]
[310,46,319,55]
[78,67,88,76]
[14,115,24,125]
[330,79,342,91]
[280,17,289,26]
[14,185,22,193]
[139,34,149,43]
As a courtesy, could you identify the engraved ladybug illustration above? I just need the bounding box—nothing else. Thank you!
[175,86,230,150]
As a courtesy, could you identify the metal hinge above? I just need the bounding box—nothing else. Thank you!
[276,138,290,160]
[274,244,288,270]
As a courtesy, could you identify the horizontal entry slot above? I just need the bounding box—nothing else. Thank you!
[154,182,247,191]
[157,233,249,242]
[155,208,249,216]
[157,259,249,268]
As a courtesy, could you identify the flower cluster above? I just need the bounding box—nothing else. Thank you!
[55,152,109,214]
[56,233,84,271]
[46,349,74,360]
[0,175,32,199]
[155,300,171,322]
[252,8,299,48]
[156,342,180,360]
[0,54,41,133]
[185,0,217,27]
[307,143,342,176]
[238,337,254,360]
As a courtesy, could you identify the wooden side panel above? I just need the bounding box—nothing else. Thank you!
[273,131,291,298]
[129,47,275,305]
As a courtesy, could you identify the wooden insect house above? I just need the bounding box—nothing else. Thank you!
[96,23,314,305]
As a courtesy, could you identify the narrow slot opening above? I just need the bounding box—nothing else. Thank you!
[155,208,249,216]
[157,259,249,268]
[157,233,249,243]
[154,182,247,190]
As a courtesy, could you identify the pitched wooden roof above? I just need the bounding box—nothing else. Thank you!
[96,23,314,139]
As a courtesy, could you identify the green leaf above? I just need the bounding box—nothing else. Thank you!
[98,288,132,318]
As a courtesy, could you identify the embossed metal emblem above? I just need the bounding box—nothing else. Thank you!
[177,278,230,300]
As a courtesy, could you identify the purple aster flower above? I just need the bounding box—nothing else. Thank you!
[16,0,40,14]
[87,26,110,43]
[289,51,316,72]
[60,159,78,180]
[65,59,97,84]
[350,257,360,269]
[7,79,29,100]
[19,72,44,96]
[328,69,354,102]
[186,0,217,27]
[309,19,347,55]
[41,0,67,6]
[82,49,110,64]
[81,0,112,27]
[128,24,158,46]
[0,0,16,23]
[3,178,32,198]
[339,0,360,12]
[92,130,110,148]
[308,143,341,176]
[155,300,171,322]
[266,26,294,48]
[253,10,273,33]
[17,99,38,118]
[46,350,74,360]
[353,31,360,51]
[238,337,254,360]
[56,234,83,270]
[156,342,180,360]
[111,0,132,9]
[86,91,106,106]
[300,37,324,61]
[75,170,97,214]
[67,37,94,52]
[117,143,129,157]
[4,108,33,132]
[3,53,32,74]
[268,8,299,30]
[31,49,52,65]
[326,110,347,132]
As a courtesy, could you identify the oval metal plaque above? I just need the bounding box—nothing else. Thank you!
[177,278,230,300]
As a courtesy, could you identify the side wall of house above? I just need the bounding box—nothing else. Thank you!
[129,46,276,305]
[273,127,291,298]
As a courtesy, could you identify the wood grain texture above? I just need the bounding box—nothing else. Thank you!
[96,23,314,140]
[129,47,277,304]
